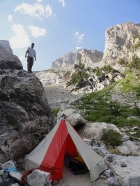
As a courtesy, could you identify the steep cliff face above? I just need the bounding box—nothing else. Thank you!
[51,49,103,69]
[75,49,103,68]
[102,22,140,71]
[51,22,140,72]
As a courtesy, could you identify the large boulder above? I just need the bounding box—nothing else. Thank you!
[78,122,121,141]
[27,169,50,186]
[0,69,52,162]
[117,140,140,155]
[109,156,140,186]
[57,108,86,127]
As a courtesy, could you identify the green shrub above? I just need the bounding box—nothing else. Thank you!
[109,101,121,116]
[86,67,91,71]
[52,108,60,116]
[134,42,140,50]
[118,58,125,65]
[134,33,140,40]
[74,63,85,69]
[128,55,140,70]
[101,129,122,147]
[67,71,89,85]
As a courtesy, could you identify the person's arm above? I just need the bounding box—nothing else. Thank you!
[34,53,36,61]
[25,48,29,58]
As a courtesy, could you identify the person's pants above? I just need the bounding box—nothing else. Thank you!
[27,56,34,72]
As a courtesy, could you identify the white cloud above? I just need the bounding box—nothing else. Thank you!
[29,26,46,38]
[15,3,53,18]
[45,5,53,17]
[8,14,13,21]
[10,24,31,49]
[37,0,42,2]
[58,0,65,7]
[74,32,79,37]
[78,34,84,42]
[74,32,85,42]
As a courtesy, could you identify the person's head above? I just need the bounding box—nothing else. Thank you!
[31,43,34,48]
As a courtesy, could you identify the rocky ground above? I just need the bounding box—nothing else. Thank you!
[44,83,83,109]
[1,82,140,186]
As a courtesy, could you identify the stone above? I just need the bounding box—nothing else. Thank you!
[121,135,130,142]
[0,179,3,186]
[27,169,50,186]
[105,155,114,162]
[63,71,71,81]
[0,170,4,176]
[99,174,107,179]
[57,108,86,127]
[107,177,120,186]
[117,140,140,155]
[103,169,113,178]
[11,184,19,186]
[9,172,22,182]
[109,156,140,186]
[78,122,121,141]
[120,162,127,167]
[4,178,12,183]
[2,160,16,169]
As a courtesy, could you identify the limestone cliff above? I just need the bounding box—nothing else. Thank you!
[102,22,140,71]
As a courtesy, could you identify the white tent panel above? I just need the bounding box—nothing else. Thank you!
[66,120,107,181]
[23,121,60,170]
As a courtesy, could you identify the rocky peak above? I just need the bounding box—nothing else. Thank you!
[0,40,13,54]
[51,49,103,69]
[102,22,140,71]
[51,50,77,69]
[0,45,22,70]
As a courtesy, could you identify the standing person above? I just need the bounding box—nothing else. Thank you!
[25,43,36,73]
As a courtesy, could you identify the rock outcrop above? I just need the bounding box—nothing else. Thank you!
[102,22,140,71]
[57,109,86,127]
[0,44,22,70]
[0,42,52,162]
[51,49,103,69]
[108,155,140,186]
[0,40,13,54]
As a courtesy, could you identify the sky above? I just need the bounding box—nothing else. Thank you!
[0,0,140,71]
